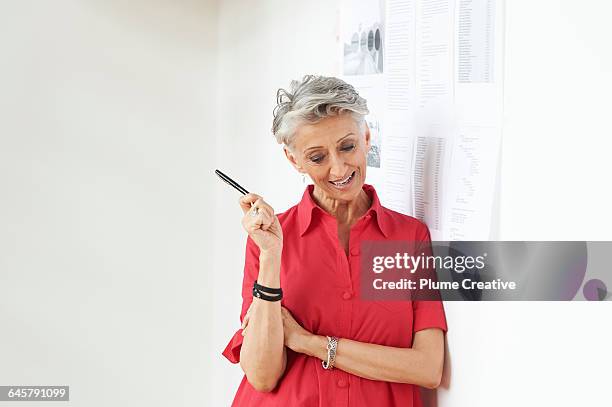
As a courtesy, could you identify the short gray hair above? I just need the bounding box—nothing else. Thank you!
[272,75,369,146]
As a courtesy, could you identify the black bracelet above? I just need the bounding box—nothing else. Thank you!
[254,281,282,294]
[252,281,283,301]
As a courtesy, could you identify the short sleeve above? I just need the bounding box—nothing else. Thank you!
[412,300,448,333]
[221,236,260,364]
[412,223,448,333]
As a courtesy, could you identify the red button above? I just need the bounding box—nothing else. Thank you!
[350,247,360,256]
[342,292,352,300]
[337,379,348,388]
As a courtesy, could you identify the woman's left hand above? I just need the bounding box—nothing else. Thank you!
[241,304,313,353]
[281,306,311,353]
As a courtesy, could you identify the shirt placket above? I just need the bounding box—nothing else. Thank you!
[316,215,349,407]
[336,240,351,407]
[325,215,370,407]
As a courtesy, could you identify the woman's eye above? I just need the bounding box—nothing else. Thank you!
[310,155,324,163]
[341,144,356,152]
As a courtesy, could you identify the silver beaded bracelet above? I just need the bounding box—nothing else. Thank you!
[322,336,339,370]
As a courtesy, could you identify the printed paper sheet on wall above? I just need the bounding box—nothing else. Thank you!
[340,0,504,240]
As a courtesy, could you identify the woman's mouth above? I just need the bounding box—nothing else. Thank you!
[329,171,356,190]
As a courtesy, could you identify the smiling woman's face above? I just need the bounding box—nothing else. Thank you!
[285,112,371,202]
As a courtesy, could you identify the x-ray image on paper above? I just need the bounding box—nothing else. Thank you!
[342,0,385,75]
[366,117,382,168]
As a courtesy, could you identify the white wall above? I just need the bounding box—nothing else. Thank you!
[500,0,612,240]
[437,2,612,406]
[212,1,612,406]
[0,1,217,406]
[211,0,342,405]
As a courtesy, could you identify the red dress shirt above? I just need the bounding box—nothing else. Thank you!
[222,184,448,407]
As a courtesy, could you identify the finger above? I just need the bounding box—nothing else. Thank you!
[249,198,276,219]
[248,205,262,220]
[257,201,275,217]
[251,203,269,218]
[241,309,251,332]
[248,205,274,230]
[242,303,253,323]
[260,210,275,231]
[258,202,277,227]
[254,203,270,216]
[242,207,265,232]
[239,193,262,214]
[241,306,252,327]
[251,209,266,230]
[246,200,266,221]
[252,198,269,217]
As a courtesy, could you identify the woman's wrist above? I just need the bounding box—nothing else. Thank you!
[300,334,328,360]
[257,251,282,287]
[259,247,282,263]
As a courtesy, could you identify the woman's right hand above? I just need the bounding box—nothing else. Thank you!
[239,193,283,254]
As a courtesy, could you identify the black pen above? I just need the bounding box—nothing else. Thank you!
[215,169,250,195]
[215,169,259,213]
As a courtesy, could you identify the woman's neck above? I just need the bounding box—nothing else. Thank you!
[312,186,372,226]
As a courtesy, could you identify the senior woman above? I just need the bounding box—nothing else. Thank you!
[222,75,447,407]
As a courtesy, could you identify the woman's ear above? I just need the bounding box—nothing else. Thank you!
[284,146,305,173]
[364,123,371,151]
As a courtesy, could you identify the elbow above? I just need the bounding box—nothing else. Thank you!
[422,372,442,389]
[421,345,445,389]
[246,375,280,393]
[241,362,282,393]
[251,380,278,393]
[240,348,286,393]
[422,363,443,389]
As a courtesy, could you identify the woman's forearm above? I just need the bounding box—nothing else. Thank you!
[299,333,443,389]
[239,251,286,392]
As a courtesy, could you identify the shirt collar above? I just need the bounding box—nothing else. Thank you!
[297,183,390,237]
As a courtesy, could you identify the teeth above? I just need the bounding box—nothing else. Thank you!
[331,172,353,186]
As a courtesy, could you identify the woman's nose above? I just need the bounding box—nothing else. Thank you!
[329,153,347,179]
